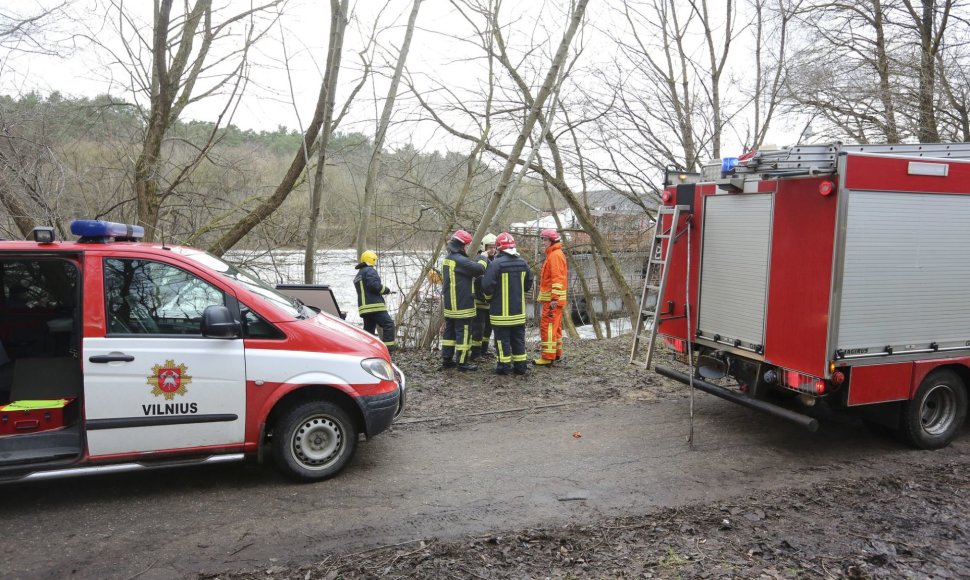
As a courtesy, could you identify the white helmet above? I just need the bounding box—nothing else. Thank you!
[480,233,497,252]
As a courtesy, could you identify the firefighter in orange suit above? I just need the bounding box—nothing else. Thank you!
[535,228,567,365]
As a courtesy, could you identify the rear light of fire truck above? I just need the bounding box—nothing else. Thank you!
[781,369,826,395]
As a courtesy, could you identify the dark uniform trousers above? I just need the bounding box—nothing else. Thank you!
[442,317,474,364]
[493,324,527,374]
[472,307,492,358]
[363,311,396,349]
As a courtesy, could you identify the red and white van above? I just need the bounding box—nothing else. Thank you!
[0,220,405,483]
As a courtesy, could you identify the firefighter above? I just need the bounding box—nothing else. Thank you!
[471,233,497,360]
[354,250,396,351]
[482,232,534,375]
[441,229,486,371]
[535,228,567,365]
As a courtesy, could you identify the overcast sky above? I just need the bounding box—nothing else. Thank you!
[1,0,801,158]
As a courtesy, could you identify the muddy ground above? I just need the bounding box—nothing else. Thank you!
[217,336,970,579]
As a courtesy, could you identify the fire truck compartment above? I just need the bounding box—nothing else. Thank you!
[835,190,970,356]
[696,193,773,352]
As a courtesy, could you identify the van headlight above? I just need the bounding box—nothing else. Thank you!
[361,358,395,382]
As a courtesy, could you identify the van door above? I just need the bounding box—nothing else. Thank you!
[83,257,246,458]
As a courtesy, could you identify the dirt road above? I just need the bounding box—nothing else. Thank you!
[3,394,968,578]
[3,338,969,578]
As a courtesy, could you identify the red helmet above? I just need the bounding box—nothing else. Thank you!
[452,229,473,245]
[540,228,560,242]
[495,232,516,251]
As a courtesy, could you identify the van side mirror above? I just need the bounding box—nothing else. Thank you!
[201,305,240,339]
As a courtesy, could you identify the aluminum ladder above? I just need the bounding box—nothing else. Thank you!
[630,204,689,368]
[734,142,970,176]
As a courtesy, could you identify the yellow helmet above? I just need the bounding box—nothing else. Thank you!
[361,250,378,266]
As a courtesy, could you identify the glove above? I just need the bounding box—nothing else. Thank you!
[383,288,394,295]
[549,300,559,310]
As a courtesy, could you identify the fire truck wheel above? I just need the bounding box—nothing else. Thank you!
[273,400,358,482]
[901,369,967,450]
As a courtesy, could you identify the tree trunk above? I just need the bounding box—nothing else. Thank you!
[917,0,940,142]
[904,0,947,143]
[470,0,589,251]
[690,0,733,159]
[207,83,330,256]
[872,0,899,143]
[354,0,423,257]
[135,0,210,241]
[936,50,970,141]
[304,0,350,283]
[0,186,35,238]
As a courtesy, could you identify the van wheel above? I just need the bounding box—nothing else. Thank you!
[273,401,357,482]
[901,370,967,450]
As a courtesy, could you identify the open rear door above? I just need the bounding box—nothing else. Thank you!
[0,256,84,468]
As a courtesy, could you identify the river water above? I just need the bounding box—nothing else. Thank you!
[227,248,634,342]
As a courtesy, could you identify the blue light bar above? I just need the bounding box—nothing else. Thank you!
[70,220,145,241]
[720,157,739,177]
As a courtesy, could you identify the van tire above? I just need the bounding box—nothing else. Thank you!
[901,369,967,450]
[273,400,357,482]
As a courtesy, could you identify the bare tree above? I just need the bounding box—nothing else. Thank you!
[304,0,351,283]
[937,45,970,141]
[354,0,423,257]
[900,0,955,142]
[0,2,71,57]
[795,0,902,143]
[590,0,708,199]
[746,0,799,149]
[208,5,378,256]
[784,0,969,144]
[0,2,75,237]
[412,0,653,323]
[687,0,738,159]
[469,0,589,251]
[93,0,284,241]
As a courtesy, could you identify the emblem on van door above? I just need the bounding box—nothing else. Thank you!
[147,360,192,400]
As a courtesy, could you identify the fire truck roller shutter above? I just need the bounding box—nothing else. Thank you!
[837,191,970,355]
[697,193,774,351]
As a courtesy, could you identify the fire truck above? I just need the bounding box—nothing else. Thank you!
[0,220,405,483]
[637,143,970,449]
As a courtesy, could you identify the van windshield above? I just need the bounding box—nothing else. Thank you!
[176,249,308,319]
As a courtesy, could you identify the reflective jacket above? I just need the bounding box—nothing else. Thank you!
[354,263,389,314]
[442,240,485,319]
[473,252,492,310]
[481,250,534,326]
[538,241,567,303]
